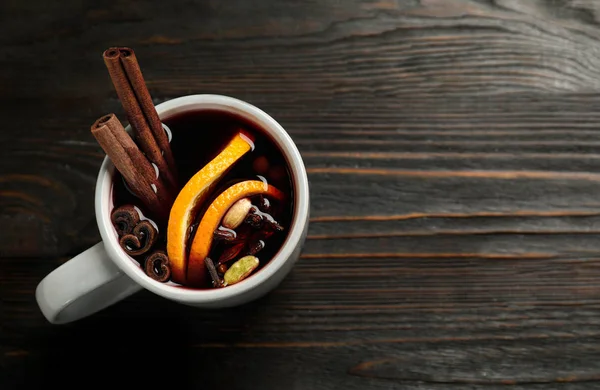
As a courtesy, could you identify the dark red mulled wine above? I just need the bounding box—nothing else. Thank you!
[111,109,294,288]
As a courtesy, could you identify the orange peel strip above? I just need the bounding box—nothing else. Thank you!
[167,131,254,284]
[187,180,285,286]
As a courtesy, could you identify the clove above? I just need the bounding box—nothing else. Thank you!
[205,257,224,288]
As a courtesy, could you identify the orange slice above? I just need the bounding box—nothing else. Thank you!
[167,131,255,284]
[187,180,285,286]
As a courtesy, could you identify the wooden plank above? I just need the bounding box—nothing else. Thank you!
[3,252,600,388]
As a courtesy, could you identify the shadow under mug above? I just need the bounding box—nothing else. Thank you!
[35,94,310,324]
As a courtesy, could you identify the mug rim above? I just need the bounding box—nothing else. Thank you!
[95,94,309,303]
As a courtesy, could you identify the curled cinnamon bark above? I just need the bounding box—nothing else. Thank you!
[111,205,159,257]
[119,220,158,256]
[144,251,171,282]
[111,205,140,236]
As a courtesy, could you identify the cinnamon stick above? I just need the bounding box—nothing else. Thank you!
[102,48,178,193]
[111,114,174,203]
[91,114,171,224]
[118,48,177,176]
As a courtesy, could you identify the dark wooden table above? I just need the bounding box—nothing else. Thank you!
[4,1,600,388]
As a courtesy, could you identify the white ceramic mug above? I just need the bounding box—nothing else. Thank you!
[35,94,310,324]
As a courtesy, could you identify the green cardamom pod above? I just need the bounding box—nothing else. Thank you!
[224,255,260,285]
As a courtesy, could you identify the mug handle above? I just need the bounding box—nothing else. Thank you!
[35,242,142,324]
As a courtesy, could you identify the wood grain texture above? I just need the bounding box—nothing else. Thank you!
[3,0,600,388]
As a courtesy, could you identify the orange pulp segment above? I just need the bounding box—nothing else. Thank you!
[187,180,285,286]
[167,131,255,284]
